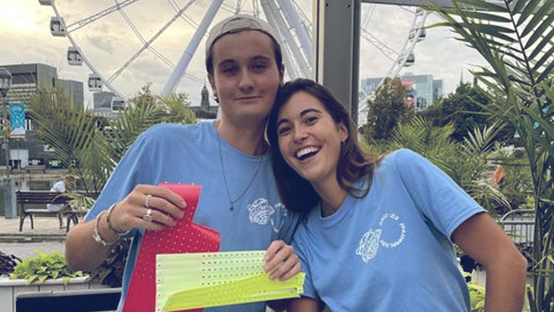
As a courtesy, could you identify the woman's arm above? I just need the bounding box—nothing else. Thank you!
[287,297,322,312]
[452,212,528,312]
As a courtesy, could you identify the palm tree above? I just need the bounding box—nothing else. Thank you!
[27,86,197,205]
[367,115,509,216]
[425,0,554,310]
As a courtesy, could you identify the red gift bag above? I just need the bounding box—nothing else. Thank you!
[123,183,221,312]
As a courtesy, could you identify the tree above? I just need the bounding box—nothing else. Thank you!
[427,0,554,310]
[421,83,516,144]
[364,78,414,143]
[27,85,197,193]
[421,83,490,141]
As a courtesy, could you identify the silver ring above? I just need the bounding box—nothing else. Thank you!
[143,208,153,222]
[145,194,152,208]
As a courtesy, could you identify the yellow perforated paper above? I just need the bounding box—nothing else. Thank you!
[156,251,305,312]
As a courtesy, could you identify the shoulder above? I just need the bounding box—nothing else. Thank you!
[137,122,211,145]
[384,148,423,163]
[380,148,432,172]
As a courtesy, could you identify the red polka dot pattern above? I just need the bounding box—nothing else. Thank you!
[123,183,221,312]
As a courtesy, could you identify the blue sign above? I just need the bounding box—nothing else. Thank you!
[9,101,25,137]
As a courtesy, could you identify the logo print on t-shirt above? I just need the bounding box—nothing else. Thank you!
[248,198,276,225]
[356,213,406,263]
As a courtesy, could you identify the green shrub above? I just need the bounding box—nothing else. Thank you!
[10,251,84,285]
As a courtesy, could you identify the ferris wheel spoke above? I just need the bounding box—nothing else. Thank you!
[261,0,312,78]
[116,5,185,75]
[281,0,312,60]
[361,28,397,62]
[167,0,200,28]
[361,5,375,29]
[107,0,203,83]
[162,0,224,96]
[118,8,146,44]
[64,0,142,33]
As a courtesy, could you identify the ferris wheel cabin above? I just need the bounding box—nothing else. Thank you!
[111,97,126,111]
[50,17,65,37]
[398,52,415,67]
[67,47,83,66]
[88,74,102,92]
[408,28,426,42]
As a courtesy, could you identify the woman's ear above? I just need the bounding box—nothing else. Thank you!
[338,121,349,143]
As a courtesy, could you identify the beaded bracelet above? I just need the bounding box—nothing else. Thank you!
[92,211,118,246]
[106,204,130,235]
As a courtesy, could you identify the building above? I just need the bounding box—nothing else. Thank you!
[360,73,443,111]
[59,79,85,110]
[0,63,84,169]
[2,63,84,109]
[190,84,218,119]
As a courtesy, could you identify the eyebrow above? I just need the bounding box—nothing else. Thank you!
[217,55,272,67]
[276,108,322,128]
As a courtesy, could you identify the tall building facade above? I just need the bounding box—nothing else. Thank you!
[360,73,443,111]
[2,63,84,109]
[0,63,84,169]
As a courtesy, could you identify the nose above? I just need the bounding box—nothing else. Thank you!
[238,70,254,92]
[292,126,308,143]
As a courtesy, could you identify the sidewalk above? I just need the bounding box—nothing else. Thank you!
[0,216,76,243]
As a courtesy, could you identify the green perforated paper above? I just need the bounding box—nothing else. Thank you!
[156,251,305,311]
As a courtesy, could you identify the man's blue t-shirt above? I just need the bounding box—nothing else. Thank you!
[293,149,484,311]
[85,121,299,312]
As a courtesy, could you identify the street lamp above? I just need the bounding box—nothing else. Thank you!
[0,68,12,176]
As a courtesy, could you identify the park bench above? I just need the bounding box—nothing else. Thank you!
[16,191,99,233]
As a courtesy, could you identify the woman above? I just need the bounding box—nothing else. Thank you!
[267,78,528,312]
[65,15,300,312]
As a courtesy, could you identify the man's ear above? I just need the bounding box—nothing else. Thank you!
[208,74,216,94]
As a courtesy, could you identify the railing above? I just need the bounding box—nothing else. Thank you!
[499,209,535,245]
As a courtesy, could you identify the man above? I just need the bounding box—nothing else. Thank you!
[66,15,299,312]
[47,175,75,229]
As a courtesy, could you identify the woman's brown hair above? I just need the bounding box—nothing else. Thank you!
[267,78,381,214]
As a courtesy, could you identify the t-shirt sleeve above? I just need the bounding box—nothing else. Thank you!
[392,149,485,241]
[292,236,320,301]
[276,210,301,244]
[84,129,156,222]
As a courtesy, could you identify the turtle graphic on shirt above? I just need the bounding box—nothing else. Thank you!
[356,229,382,263]
[248,198,275,225]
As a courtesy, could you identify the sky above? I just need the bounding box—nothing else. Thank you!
[0,0,486,109]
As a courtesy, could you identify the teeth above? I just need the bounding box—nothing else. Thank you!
[296,147,319,159]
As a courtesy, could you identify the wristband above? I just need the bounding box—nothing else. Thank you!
[106,204,131,235]
[92,211,118,246]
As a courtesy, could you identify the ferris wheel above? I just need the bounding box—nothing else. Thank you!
[358,3,428,123]
[38,0,425,117]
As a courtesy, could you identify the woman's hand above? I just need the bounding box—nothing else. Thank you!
[264,240,301,281]
[108,184,187,233]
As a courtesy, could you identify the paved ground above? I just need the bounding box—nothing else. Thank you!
[0,216,74,260]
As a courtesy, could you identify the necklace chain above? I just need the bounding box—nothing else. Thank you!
[217,130,264,211]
